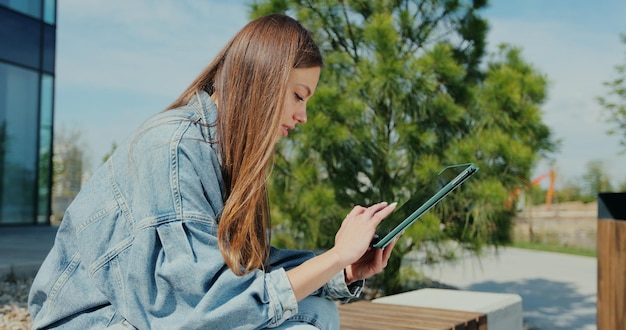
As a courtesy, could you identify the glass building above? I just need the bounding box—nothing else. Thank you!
[0,0,56,225]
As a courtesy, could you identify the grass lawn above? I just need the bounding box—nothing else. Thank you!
[511,241,597,258]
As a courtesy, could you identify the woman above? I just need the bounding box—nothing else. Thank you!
[29,13,397,329]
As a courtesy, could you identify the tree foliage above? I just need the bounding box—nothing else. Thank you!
[581,159,613,201]
[597,33,626,149]
[250,0,556,294]
[52,127,86,204]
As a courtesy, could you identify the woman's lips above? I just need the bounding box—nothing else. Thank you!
[282,125,289,136]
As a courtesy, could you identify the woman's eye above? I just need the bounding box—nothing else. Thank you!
[295,93,304,102]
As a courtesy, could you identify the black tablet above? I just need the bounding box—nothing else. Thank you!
[371,163,479,249]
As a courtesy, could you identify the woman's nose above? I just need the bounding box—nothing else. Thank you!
[294,108,307,124]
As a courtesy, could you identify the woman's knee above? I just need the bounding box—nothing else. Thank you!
[276,296,339,330]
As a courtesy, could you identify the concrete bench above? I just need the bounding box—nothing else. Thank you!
[338,300,487,329]
[372,288,523,330]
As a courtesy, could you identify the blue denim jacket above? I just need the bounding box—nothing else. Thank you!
[28,92,361,329]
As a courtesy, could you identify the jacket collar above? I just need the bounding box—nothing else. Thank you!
[188,90,218,142]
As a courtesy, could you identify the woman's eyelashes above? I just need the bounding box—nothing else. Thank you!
[295,92,304,102]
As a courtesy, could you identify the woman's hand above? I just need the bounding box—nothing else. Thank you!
[286,201,397,301]
[329,202,397,281]
[344,237,397,284]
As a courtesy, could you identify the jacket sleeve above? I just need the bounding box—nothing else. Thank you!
[267,247,364,301]
[111,221,300,330]
[115,225,361,330]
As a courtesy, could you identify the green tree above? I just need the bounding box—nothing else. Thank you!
[597,33,626,148]
[251,0,556,294]
[619,177,626,192]
[581,159,612,202]
[52,127,87,220]
[556,178,583,203]
[526,185,548,206]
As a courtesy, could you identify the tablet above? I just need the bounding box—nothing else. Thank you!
[371,163,479,249]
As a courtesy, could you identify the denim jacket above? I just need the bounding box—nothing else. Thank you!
[29,92,362,329]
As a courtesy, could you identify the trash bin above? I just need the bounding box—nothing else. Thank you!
[597,192,626,330]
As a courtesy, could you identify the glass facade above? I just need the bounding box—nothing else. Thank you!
[0,1,55,225]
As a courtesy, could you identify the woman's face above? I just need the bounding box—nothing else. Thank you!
[279,66,321,138]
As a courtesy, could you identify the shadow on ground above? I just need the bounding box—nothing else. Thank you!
[467,278,596,330]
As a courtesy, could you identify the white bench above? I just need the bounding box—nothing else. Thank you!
[372,288,523,330]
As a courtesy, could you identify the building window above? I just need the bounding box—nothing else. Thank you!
[43,24,55,73]
[38,73,53,224]
[0,0,42,19]
[0,6,42,70]
[43,0,55,24]
[0,1,55,225]
[0,62,39,224]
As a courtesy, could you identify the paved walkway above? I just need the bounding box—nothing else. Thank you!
[0,226,58,280]
[0,227,598,329]
[419,247,597,330]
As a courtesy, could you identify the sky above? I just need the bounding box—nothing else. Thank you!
[55,0,626,189]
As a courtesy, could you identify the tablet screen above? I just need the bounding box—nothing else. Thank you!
[371,163,478,248]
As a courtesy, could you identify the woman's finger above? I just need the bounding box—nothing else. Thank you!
[369,202,397,225]
[340,205,366,229]
[382,236,398,261]
[364,202,389,215]
[346,205,366,218]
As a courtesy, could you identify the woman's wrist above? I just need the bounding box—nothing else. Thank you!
[344,266,356,285]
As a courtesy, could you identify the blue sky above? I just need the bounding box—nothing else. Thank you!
[55,0,626,188]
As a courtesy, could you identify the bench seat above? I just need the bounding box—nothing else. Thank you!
[338,300,487,330]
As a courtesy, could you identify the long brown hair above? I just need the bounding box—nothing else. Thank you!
[167,14,322,275]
